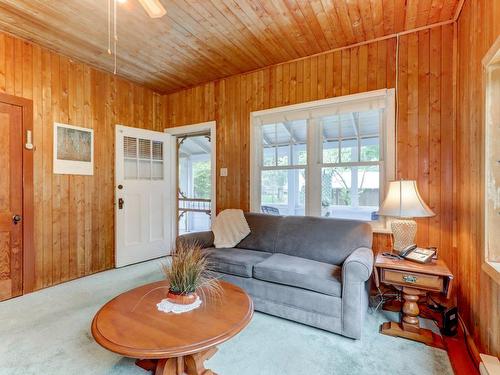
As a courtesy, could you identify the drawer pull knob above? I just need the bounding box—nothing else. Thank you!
[403,275,417,283]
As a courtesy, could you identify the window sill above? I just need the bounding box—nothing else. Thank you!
[482,261,500,286]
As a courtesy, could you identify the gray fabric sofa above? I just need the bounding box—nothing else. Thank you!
[177,213,374,339]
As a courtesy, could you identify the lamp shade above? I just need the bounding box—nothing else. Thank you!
[378,180,435,218]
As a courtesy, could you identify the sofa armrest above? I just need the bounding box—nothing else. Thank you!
[176,231,214,249]
[342,247,374,284]
[340,247,374,339]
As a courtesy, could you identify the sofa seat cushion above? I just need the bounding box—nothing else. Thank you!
[204,247,272,278]
[253,253,342,297]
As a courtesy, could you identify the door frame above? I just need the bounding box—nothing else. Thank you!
[165,121,216,236]
[0,93,34,294]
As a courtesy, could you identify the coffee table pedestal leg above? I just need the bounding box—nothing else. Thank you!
[137,347,218,375]
[185,347,218,375]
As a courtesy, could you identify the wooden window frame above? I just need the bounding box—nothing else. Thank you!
[0,92,35,294]
[482,35,500,285]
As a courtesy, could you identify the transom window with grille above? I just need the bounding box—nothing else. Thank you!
[251,89,395,231]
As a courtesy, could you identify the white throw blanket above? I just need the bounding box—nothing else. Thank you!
[212,209,251,248]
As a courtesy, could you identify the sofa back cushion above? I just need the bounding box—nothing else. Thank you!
[274,216,372,265]
[235,213,281,253]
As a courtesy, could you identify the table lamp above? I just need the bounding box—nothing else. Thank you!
[378,180,435,253]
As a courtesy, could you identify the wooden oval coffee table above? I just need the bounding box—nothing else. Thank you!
[91,280,253,375]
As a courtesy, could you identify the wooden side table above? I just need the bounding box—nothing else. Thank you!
[373,252,454,348]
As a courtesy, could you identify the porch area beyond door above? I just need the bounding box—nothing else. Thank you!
[177,133,212,235]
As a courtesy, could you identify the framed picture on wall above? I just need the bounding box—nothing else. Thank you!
[53,123,94,175]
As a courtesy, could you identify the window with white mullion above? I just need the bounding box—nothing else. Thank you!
[319,109,382,221]
[251,89,395,230]
[258,119,308,216]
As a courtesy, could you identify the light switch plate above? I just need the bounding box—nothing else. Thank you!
[220,168,228,177]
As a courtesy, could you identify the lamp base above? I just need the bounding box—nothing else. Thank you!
[391,219,417,253]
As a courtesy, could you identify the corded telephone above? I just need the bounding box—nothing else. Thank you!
[383,244,436,263]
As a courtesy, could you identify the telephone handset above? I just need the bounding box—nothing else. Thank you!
[399,244,436,263]
[399,244,417,257]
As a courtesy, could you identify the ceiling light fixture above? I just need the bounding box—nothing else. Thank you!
[137,0,167,18]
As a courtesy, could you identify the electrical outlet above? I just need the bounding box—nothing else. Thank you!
[220,168,228,177]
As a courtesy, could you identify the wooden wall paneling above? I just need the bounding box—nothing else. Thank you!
[396,33,409,182]
[83,65,93,277]
[439,24,455,272]
[0,35,5,91]
[59,55,70,283]
[428,26,442,256]
[41,48,53,288]
[358,45,368,93]
[341,49,350,96]
[333,51,341,97]
[104,73,113,271]
[387,39,397,92]
[417,29,431,247]
[376,40,387,89]
[31,43,43,288]
[324,53,333,98]
[310,55,319,100]
[0,31,162,292]
[366,43,378,91]
[349,47,359,94]
[456,0,500,356]
[90,69,100,275]
[51,52,62,284]
[21,95,35,294]
[68,59,82,279]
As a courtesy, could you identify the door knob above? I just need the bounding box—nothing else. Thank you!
[118,198,124,209]
[12,214,22,224]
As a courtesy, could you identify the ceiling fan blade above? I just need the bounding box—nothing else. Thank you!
[137,0,166,18]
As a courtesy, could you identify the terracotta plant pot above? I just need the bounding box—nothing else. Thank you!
[166,290,198,305]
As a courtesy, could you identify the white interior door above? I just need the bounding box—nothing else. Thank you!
[115,125,173,267]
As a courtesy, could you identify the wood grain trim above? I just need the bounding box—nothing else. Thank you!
[0,92,35,294]
[481,35,500,67]
[453,0,467,21]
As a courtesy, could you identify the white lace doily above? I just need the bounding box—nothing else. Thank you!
[156,296,202,314]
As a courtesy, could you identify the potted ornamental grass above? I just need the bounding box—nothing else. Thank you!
[162,241,222,305]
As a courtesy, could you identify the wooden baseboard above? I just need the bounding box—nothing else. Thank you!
[458,315,481,368]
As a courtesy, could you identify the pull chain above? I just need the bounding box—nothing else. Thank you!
[107,0,111,55]
[107,0,118,74]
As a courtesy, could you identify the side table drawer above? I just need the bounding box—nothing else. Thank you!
[381,269,444,291]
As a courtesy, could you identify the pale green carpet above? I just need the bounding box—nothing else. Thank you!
[0,261,453,375]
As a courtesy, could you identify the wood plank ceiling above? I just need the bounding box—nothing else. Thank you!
[0,0,460,93]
